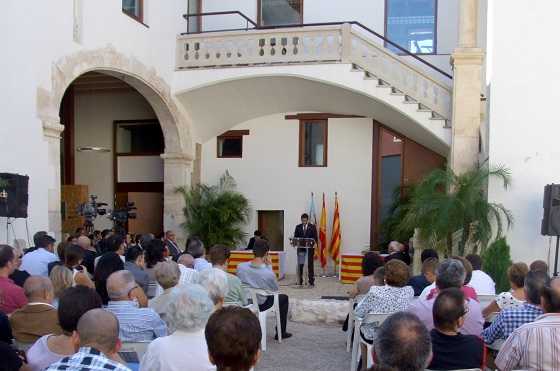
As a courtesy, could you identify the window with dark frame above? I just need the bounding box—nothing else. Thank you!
[187,0,201,33]
[216,130,249,158]
[258,0,303,27]
[385,0,437,55]
[122,0,143,22]
[299,120,327,167]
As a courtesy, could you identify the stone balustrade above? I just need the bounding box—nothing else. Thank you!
[176,24,452,120]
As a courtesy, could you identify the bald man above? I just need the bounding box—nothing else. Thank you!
[46,309,130,371]
[496,276,560,370]
[105,270,167,342]
[10,276,62,343]
[77,235,97,275]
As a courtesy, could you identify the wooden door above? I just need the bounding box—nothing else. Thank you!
[126,192,163,235]
[258,210,285,251]
[61,185,88,234]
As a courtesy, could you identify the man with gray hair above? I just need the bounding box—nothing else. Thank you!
[10,276,62,343]
[46,308,130,371]
[373,312,432,371]
[199,267,229,308]
[407,258,484,336]
[105,270,167,342]
[187,238,211,272]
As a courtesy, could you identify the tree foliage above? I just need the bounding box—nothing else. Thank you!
[482,238,512,293]
[176,172,250,249]
[397,165,513,255]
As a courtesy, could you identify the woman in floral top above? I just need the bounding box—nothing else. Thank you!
[354,259,414,342]
[482,262,528,319]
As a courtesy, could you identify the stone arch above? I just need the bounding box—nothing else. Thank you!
[37,45,193,240]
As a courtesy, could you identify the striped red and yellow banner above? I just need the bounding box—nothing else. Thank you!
[340,254,364,284]
[226,251,281,278]
[330,193,341,265]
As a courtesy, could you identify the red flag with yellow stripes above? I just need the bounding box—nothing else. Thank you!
[319,193,328,268]
[330,193,341,265]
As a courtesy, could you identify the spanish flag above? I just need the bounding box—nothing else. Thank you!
[319,193,328,269]
[330,193,341,265]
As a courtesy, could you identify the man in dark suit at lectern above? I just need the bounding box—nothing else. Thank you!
[294,213,318,286]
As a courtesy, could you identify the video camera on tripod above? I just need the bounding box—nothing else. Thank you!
[77,195,108,234]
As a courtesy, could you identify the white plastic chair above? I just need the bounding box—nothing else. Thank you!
[120,341,150,360]
[350,313,391,371]
[243,285,282,351]
[346,297,355,352]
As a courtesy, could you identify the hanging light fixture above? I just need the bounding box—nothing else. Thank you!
[76,146,111,153]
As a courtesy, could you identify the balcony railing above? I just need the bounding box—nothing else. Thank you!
[176,12,452,120]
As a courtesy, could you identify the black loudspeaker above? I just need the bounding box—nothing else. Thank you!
[542,184,560,236]
[0,173,29,218]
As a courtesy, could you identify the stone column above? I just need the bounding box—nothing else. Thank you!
[161,152,193,248]
[43,119,65,240]
[450,0,484,174]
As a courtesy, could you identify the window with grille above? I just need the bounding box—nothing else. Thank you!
[259,0,303,26]
[385,0,437,54]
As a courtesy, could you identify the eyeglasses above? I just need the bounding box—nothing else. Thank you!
[127,285,139,297]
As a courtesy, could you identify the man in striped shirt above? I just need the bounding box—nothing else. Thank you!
[105,270,167,342]
[496,277,560,371]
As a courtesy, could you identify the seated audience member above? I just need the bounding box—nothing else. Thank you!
[205,306,261,371]
[94,252,124,305]
[372,266,385,285]
[199,267,229,309]
[428,288,486,370]
[26,286,103,371]
[409,257,438,297]
[208,245,247,306]
[237,239,292,339]
[76,235,97,276]
[495,277,560,370]
[483,262,528,318]
[246,230,262,251]
[124,246,150,294]
[46,309,130,371]
[482,269,549,344]
[141,285,215,371]
[421,256,478,301]
[163,231,181,259]
[144,240,166,298]
[187,238,211,272]
[349,251,384,298]
[355,259,414,343]
[9,244,30,287]
[47,242,66,276]
[0,340,30,371]
[95,235,126,268]
[21,234,58,277]
[384,241,411,265]
[0,244,28,314]
[154,253,199,297]
[49,265,73,308]
[105,270,167,341]
[465,254,496,295]
[0,311,13,344]
[149,261,181,328]
[373,312,432,371]
[10,276,62,343]
[529,259,549,273]
[62,244,94,288]
[408,258,483,336]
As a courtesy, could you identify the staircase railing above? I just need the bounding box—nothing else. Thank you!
[177,12,452,120]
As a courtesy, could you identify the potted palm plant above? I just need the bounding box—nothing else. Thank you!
[397,165,513,256]
[176,171,250,249]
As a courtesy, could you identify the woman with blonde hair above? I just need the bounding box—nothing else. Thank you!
[49,265,73,308]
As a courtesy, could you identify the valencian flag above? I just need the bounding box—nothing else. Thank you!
[330,192,341,265]
[319,193,328,268]
[308,193,319,260]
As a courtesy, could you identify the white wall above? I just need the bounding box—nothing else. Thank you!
[487,2,560,266]
[0,1,186,243]
[202,114,373,273]
[74,91,157,230]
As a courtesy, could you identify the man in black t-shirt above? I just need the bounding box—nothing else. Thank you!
[428,288,485,370]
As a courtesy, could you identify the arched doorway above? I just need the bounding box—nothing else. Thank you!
[38,47,194,242]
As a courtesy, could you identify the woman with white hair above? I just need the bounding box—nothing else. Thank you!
[149,261,181,328]
[199,267,229,309]
[140,284,216,371]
